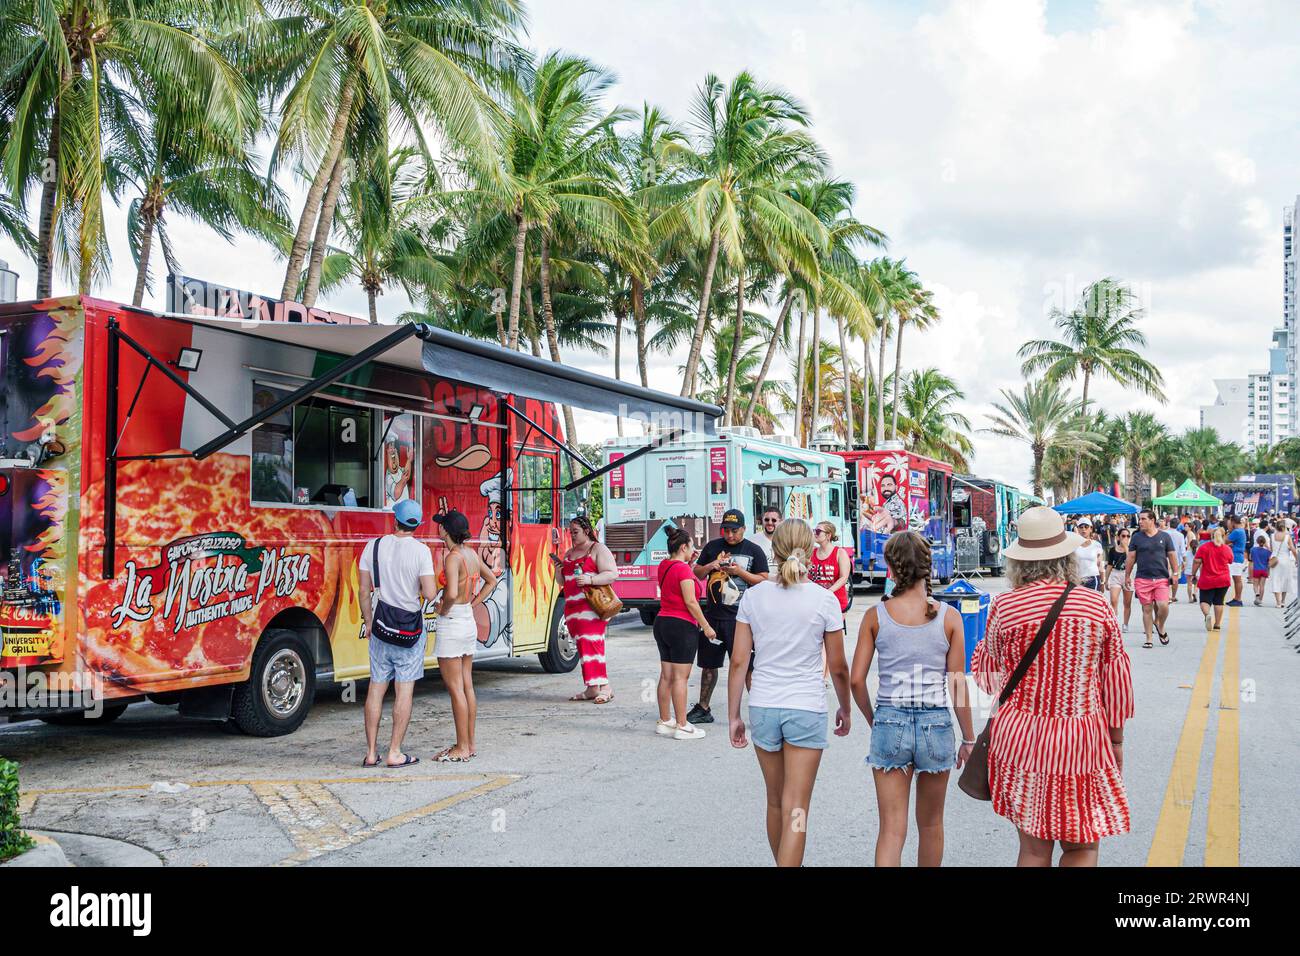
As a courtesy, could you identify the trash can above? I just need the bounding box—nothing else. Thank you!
[933,580,990,672]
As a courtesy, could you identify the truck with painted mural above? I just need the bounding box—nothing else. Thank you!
[836,448,954,586]
[0,292,719,734]
[600,429,852,622]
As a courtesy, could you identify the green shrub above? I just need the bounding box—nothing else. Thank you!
[0,758,35,862]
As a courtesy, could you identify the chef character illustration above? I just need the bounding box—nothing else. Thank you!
[473,469,511,647]
[383,439,413,506]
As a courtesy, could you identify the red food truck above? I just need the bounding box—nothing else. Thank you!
[0,289,719,734]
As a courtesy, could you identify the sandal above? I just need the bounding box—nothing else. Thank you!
[568,691,595,701]
[594,690,614,704]
[385,754,420,768]
[362,756,381,768]
[436,748,472,763]
[1143,641,1153,649]
[1157,630,1170,646]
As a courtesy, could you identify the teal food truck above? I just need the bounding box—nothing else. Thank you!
[600,429,853,622]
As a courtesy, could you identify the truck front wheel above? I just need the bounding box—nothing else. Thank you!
[231,628,315,737]
[538,601,580,673]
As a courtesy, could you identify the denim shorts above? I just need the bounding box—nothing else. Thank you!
[749,705,828,752]
[369,633,427,683]
[867,704,956,773]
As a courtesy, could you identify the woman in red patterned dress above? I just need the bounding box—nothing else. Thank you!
[971,506,1134,867]
[551,516,619,703]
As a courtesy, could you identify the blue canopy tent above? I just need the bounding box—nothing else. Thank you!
[1052,491,1139,515]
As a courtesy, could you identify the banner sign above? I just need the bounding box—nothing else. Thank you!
[166,274,366,325]
[609,452,626,499]
[709,447,728,495]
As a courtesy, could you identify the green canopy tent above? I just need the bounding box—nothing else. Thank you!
[1151,478,1221,509]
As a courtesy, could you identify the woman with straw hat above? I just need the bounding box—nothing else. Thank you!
[971,506,1134,867]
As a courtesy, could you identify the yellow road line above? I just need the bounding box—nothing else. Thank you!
[1147,626,1221,867]
[20,772,509,797]
[1205,609,1240,867]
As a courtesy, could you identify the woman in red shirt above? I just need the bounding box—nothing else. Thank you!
[653,528,715,740]
[810,522,851,614]
[1192,526,1233,632]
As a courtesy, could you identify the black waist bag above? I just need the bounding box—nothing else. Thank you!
[369,536,424,648]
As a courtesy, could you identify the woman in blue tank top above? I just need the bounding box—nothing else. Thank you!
[850,531,976,866]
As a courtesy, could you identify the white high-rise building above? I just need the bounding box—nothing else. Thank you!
[1284,197,1297,414]
[1245,328,1292,450]
[1200,378,1248,445]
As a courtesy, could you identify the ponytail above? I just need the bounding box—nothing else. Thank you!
[771,519,814,588]
[780,548,810,587]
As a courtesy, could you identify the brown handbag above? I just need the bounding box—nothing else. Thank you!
[584,583,623,621]
[958,584,1075,801]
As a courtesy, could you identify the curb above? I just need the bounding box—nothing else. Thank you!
[0,833,72,868]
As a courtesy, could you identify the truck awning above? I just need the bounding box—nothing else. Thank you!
[177,316,721,457]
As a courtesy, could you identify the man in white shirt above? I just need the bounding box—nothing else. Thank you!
[359,498,437,768]
[753,505,781,574]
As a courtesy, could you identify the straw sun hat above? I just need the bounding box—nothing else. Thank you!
[1003,506,1084,561]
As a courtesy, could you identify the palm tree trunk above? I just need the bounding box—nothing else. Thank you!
[862,335,872,447]
[890,320,905,440]
[494,308,507,347]
[506,213,528,350]
[875,314,889,447]
[745,292,792,426]
[302,154,346,306]
[810,307,824,445]
[836,313,854,449]
[723,273,745,426]
[681,229,721,397]
[632,276,649,388]
[131,208,157,308]
[539,235,577,444]
[367,289,378,326]
[35,113,61,299]
[281,80,354,301]
[1033,443,1045,498]
[1073,371,1091,497]
[793,303,807,444]
[614,304,625,437]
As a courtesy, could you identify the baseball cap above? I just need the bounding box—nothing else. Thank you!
[433,509,471,537]
[393,498,422,528]
[721,509,745,529]
[1075,518,1091,527]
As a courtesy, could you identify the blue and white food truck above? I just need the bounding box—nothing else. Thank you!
[600,428,853,622]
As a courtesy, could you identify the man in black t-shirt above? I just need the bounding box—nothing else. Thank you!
[1126,508,1178,648]
[687,509,770,724]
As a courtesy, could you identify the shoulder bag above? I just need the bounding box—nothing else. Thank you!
[580,548,623,621]
[367,536,426,648]
[958,583,1076,801]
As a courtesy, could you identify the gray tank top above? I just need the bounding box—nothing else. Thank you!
[875,599,951,707]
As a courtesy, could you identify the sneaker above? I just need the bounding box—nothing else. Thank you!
[1227,600,1244,607]
[1254,597,1263,606]
[655,719,677,737]
[674,724,706,740]
[686,703,714,724]
[1204,610,1214,631]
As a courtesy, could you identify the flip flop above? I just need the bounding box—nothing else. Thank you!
[362,756,381,768]
[1157,630,1170,646]
[1142,641,1153,649]
[385,754,420,768]
[568,691,594,701]
[436,749,471,763]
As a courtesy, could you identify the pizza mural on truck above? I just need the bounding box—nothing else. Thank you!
[2,299,563,696]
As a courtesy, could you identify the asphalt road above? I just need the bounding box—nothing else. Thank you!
[4,577,1297,866]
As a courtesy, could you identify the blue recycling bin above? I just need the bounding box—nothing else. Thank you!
[933,580,990,672]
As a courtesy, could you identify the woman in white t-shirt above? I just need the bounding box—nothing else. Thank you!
[1073,520,1104,591]
[728,519,851,867]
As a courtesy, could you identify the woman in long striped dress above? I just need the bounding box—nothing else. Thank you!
[552,516,619,703]
[971,506,1135,867]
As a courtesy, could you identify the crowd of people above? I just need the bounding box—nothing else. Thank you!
[353,494,1291,867]
[1067,509,1299,646]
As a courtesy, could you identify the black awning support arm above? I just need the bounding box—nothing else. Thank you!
[191,323,424,459]
[112,324,238,435]
[502,401,596,472]
[562,429,685,492]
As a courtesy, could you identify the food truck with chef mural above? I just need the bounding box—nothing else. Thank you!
[0,281,720,734]
[834,446,954,586]
[600,428,852,622]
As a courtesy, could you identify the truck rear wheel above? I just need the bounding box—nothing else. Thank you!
[39,703,128,726]
[638,606,658,626]
[231,628,315,737]
[538,601,580,673]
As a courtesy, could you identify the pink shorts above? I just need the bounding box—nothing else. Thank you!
[1134,577,1171,605]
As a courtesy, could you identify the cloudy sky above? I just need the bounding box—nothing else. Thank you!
[2,0,1296,489]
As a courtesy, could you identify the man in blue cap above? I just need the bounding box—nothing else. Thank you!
[359,498,437,767]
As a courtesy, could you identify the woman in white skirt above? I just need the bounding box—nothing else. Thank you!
[1268,522,1298,608]
[433,509,498,761]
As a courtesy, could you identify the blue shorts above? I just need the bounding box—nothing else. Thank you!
[867,704,956,773]
[369,633,427,683]
[748,706,828,752]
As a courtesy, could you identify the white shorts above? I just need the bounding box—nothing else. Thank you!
[434,603,478,658]
[1229,562,1245,578]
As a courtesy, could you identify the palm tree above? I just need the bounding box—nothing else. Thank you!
[982,378,1099,498]
[1112,410,1168,504]
[890,286,939,440]
[1153,427,1245,487]
[1018,277,1166,494]
[865,257,917,447]
[106,85,289,307]
[894,368,973,469]
[2,0,257,296]
[783,338,849,446]
[251,0,527,304]
[651,71,825,398]
[312,148,453,325]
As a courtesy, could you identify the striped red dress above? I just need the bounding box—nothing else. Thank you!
[971,580,1134,844]
[561,554,608,686]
